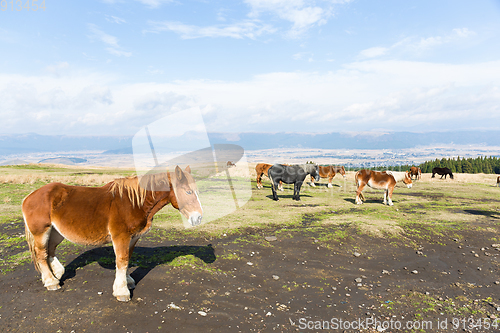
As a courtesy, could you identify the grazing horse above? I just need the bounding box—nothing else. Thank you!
[310,165,346,188]
[496,176,500,187]
[23,166,202,302]
[268,164,319,201]
[227,161,236,168]
[431,167,454,179]
[355,170,412,206]
[255,163,283,191]
[409,166,421,180]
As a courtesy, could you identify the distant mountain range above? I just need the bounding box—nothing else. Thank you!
[1,131,499,155]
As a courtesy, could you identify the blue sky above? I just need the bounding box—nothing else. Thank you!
[1,0,500,136]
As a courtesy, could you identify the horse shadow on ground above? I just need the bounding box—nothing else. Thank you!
[344,198,396,205]
[60,244,216,288]
[306,182,343,188]
[463,209,500,219]
[266,194,313,200]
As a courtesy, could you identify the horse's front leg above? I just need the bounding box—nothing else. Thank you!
[112,235,132,302]
[294,182,302,200]
[328,175,333,188]
[271,180,279,201]
[126,235,140,290]
[309,175,316,187]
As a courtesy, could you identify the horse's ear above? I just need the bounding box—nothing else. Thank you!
[185,165,191,174]
[175,166,186,182]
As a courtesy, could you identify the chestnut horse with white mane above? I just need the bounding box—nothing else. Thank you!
[23,166,202,302]
[355,170,412,206]
[310,165,346,188]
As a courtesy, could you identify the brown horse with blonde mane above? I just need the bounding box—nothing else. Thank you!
[23,166,202,302]
[255,163,283,190]
[355,170,412,206]
[310,165,346,188]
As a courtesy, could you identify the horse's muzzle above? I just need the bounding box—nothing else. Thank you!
[407,184,413,189]
[189,212,202,226]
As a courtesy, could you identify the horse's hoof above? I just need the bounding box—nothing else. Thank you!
[116,295,131,302]
[46,284,61,291]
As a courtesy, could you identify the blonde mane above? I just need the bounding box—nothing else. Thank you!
[108,173,171,208]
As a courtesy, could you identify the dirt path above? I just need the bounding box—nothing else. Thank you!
[1,220,499,333]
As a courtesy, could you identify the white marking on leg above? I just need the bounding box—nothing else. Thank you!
[49,256,65,280]
[113,266,130,300]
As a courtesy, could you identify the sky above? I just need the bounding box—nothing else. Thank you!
[1,0,500,136]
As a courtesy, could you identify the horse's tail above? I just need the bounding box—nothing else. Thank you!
[22,196,41,273]
[23,216,41,273]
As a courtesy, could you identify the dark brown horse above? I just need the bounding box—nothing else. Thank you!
[310,165,346,188]
[431,167,454,179]
[409,166,421,180]
[355,170,412,206]
[255,163,283,190]
[497,176,500,187]
[23,166,202,302]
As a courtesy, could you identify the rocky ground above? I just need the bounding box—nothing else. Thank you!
[1,218,499,333]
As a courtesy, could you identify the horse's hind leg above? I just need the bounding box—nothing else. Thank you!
[355,182,366,204]
[47,228,65,280]
[386,187,394,206]
[256,172,263,189]
[30,226,62,290]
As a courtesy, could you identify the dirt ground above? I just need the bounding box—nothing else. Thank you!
[1,216,499,333]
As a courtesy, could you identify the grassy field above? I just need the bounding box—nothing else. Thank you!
[1,163,499,332]
[1,163,499,269]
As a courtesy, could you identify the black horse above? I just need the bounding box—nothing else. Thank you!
[431,167,454,179]
[268,164,320,201]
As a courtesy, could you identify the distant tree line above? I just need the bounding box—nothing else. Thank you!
[340,156,500,174]
[417,156,500,174]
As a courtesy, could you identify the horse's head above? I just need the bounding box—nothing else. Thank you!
[403,171,413,188]
[172,165,203,227]
[313,165,320,182]
[339,166,347,179]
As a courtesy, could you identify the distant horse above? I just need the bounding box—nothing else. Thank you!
[409,166,421,180]
[255,163,283,191]
[23,166,202,302]
[268,164,319,201]
[431,167,454,179]
[227,161,236,168]
[310,165,346,188]
[497,176,500,187]
[355,170,412,206]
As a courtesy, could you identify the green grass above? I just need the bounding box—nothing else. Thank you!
[1,166,500,276]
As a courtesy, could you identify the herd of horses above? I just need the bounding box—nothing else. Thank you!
[21,162,458,302]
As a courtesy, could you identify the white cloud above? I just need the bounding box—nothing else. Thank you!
[105,15,127,24]
[87,24,132,57]
[1,59,499,135]
[146,20,276,39]
[134,0,173,8]
[359,47,388,58]
[359,28,477,59]
[245,0,332,37]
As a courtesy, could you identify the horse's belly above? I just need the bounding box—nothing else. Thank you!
[366,180,387,190]
[51,218,111,245]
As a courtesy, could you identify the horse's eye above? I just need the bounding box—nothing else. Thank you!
[186,190,193,195]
